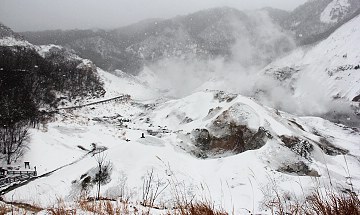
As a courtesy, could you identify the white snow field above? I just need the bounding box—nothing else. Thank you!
[2,75,360,214]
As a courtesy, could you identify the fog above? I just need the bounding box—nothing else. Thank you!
[0,0,307,32]
[138,10,353,118]
[1,0,354,120]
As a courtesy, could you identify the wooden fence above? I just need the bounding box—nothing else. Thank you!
[0,170,37,187]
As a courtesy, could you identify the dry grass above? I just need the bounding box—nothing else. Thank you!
[307,191,360,215]
[0,203,11,214]
[79,199,103,214]
[48,198,76,215]
[0,200,43,214]
[7,191,359,215]
[266,189,360,215]
[48,207,76,215]
[168,200,229,215]
[182,201,228,215]
[78,199,133,215]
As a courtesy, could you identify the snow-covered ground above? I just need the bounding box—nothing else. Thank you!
[2,73,359,214]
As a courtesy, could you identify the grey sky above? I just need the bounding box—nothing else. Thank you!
[0,0,307,32]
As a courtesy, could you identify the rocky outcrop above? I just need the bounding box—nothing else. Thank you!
[280,135,314,159]
[278,161,320,177]
[213,91,237,103]
[280,134,349,158]
[352,94,360,102]
[317,138,349,155]
[192,124,268,156]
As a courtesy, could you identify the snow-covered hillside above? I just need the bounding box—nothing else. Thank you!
[321,0,351,23]
[2,75,359,213]
[279,0,360,45]
[261,14,360,114]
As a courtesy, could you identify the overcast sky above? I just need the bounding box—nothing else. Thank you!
[0,0,307,32]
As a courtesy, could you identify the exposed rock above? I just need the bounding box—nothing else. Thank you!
[204,107,222,120]
[280,135,313,159]
[213,91,237,103]
[288,120,305,131]
[192,129,211,151]
[278,161,320,177]
[352,94,360,102]
[181,117,193,124]
[317,138,349,155]
[265,66,299,81]
[192,123,267,155]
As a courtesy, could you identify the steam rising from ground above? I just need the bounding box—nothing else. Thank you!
[136,11,353,118]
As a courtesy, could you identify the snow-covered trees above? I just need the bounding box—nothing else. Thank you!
[0,44,104,164]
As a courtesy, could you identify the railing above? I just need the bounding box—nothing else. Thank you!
[0,175,31,187]
[58,94,131,110]
[0,170,37,187]
[7,170,37,176]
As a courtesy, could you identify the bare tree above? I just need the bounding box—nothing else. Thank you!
[0,121,29,164]
[93,152,111,200]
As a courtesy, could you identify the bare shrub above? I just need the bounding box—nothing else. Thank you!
[141,168,169,207]
[264,185,360,215]
[188,201,228,215]
[174,200,228,215]
[307,190,360,215]
[48,198,76,215]
[78,199,101,214]
[93,152,112,200]
[78,199,132,215]
[0,203,10,214]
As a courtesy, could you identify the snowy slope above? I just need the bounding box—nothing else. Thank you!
[262,14,360,103]
[97,69,160,101]
[321,0,351,23]
[2,88,359,214]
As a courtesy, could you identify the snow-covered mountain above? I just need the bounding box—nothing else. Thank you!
[278,0,360,45]
[20,1,360,75]
[0,23,105,104]
[22,7,295,74]
[0,23,23,40]
[260,13,360,125]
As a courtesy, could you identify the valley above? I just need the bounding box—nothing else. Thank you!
[0,0,360,214]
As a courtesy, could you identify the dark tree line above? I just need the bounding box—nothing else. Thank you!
[0,46,104,164]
